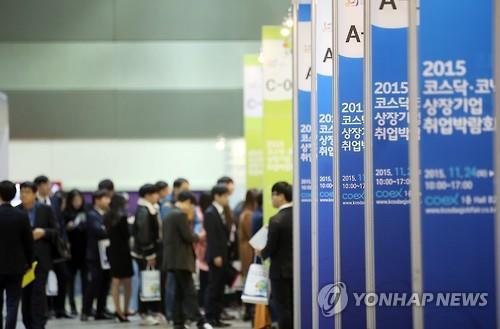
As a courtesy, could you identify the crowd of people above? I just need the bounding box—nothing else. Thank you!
[0,175,294,329]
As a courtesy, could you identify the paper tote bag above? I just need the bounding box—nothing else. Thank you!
[241,261,270,305]
[140,267,161,302]
[253,304,271,329]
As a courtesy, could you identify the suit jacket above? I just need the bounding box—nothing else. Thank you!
[85,208,108,263]
[203,204,229,265]
[0,204,34,275]
[17,203,58,272]
[162,208,199,272]
[261,206,293,280]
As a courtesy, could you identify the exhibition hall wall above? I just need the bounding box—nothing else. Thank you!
[8,138,246,192]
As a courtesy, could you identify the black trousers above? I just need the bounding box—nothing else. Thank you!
[204,264,226,322]
[67,258,87,311]
[271,278,294,329]
[198,269,208,308]
[0,274,23,329]
[82,262,110,316]
[172,270,205,328]
[135,258,160,315]
[22,268,48,329]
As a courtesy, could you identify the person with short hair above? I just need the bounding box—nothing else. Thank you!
[81,190,112,321]
[97,179,115,194]
[160,178,190,321]
[34,175,72,319]
[132,184,163,326]
[0,180,34,329]
[256,182,294,329]
[18,181,59,329]
[162,191,211,329]
[204,185,232,327]
[156,181,170,205]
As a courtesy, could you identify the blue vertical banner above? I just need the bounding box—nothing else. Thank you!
[418,1,497,328]
[314,0,335,328]
[371,1,412,328]
[337,1,366,328]
[297,2,313,328]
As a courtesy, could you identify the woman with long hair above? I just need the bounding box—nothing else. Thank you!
[63,189,87,315]
[104,194,133,322]
[239,189,258,321]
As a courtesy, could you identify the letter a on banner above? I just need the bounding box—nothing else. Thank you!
[370,1,412,328]
[296,1,313,328]
[337,1,366,328]
[261,26,293,222]
[243,55,264,190]
[416,0,497,328]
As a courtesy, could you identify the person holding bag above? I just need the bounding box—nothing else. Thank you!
[255,182,294,329]
[17,181,59,329]
[132,184,162,326]
[81,190,112,322]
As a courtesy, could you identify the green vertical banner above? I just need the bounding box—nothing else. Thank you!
[244,55,264,190]
[262,26,293,221]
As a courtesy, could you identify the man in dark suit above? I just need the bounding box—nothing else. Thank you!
[81,190,112,321]
[34,175,73,319]
[162,191,210,329]
[0,180,34,329]
[257,182,294,329]
[204,185,231,328]
[17,181,59,329]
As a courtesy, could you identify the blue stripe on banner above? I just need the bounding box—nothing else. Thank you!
[419,1,496,328]
[317,73,335,329]
[298,4,312,328]
[372,24,413,329]
[298,4,311,23]
[338,54,366,329]
[298,88,312,329]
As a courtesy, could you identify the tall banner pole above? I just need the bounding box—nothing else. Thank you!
[407,1,423,329]
[417,0,497,328]
[295,1,313,328]
[0,93,8,180]
[261,26,293,222]
[310,1,319,327]
[243,55,264,190]
[363,0,376,328]
[312,0,336,328]
[337,0,366,328]
[370,0,413,328]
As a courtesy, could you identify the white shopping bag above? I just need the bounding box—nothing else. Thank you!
[46,270,58,296]
[98,239,111,270]
[241,258,269,305]
[140,266,161,302]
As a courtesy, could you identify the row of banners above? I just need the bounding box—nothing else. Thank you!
[243,0,498,328]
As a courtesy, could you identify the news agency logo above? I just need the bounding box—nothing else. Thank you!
[318,282,489,317]
[317,282,348,317]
